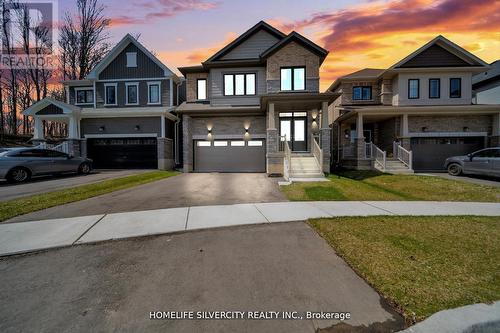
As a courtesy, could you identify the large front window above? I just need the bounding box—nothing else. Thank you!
[408,79,419,99]
[75,88,94,105]
[280,67,305,91]
[352,86,372,100]
[223,73,256,96]
[126,83,139,105]
[197,79,207,100]
[450,78,461,98]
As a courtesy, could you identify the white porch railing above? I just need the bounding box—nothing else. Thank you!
[393,141,413,170]
[312,136,323,173]
[365,142,373,159]
[372,143,387,171]
[283,138,291,181]
[34,141,71,155]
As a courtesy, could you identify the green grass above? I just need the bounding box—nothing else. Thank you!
[282,170,500,202]
[0,171,178,222]
[309,216,500,324]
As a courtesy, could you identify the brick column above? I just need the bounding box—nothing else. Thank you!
[158,138,174,170]
[65,139,82,157]
[182,114,193,172]
[491,113,500,147]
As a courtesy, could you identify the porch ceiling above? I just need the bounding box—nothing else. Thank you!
[261,92,338,111]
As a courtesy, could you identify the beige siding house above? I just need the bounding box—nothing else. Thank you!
[328,36,500,172]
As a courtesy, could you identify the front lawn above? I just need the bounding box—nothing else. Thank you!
[282,171,500,202]
[0,171,178,222]
[309,216,500,324]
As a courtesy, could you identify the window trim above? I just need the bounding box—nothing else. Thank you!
[223,73,257,96]
[428,78,440,99]
[196,78,207,100]
[408,79,420,99]
[104,83,118,106]
[125,82,140,106]
[450,78,461,98]
[147,81,161,105]
[126,52,137,68]
[280,66,306,91]
[74,87,94,105]
[352,86,372,101]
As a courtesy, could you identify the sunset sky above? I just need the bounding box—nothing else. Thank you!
[61,0,500,90]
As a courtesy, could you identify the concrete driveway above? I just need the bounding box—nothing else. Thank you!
[0,169,149,201]
[9,173,287,222]
[0,222,404,333]
[418,172,500,188]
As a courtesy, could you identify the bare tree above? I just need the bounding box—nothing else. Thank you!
[59,0,110,80]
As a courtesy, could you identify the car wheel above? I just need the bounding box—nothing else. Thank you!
[7,167,31,183]
[78,162,92,175]
[447,163,462,176]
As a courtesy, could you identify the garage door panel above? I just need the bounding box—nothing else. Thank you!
[87,138,158,169]
[194,139,265,172]
[411,137,484,171]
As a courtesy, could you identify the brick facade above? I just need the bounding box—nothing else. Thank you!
[408,115,492,133]
[186,72,209,102]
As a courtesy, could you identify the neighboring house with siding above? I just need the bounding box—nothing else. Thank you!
[177,21,335,179]
[22,34,182,170]
[473,60,500,105]
[328,35,500,172]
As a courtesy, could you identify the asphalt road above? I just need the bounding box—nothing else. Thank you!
[0,222,404,333]
[0,169,150,201]
[9,173,288,222]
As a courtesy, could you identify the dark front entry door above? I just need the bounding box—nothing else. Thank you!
[280,116,307,152]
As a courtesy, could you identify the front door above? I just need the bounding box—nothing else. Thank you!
[280,113,307,152]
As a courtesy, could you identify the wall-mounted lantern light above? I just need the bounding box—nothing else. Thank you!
[99,126,105,132]
[463,126,469,132]
[134,125,140,131]
[344,129,350,139]
[421,127,427,132]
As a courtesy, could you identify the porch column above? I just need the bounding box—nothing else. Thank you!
[400,114,410,150]
[160,115,166,138]
[266,102,282,175]
[491,113,500,147]
[33,117,44,140]
[319,101,331,173]
[182,114,193,172]
[68,117,79,139]
[355,113,365,159]
[66,117,82,157]
[158,115,173,170]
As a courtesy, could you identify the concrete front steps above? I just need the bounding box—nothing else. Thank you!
[375,158,414,174]
[289,155,325,180]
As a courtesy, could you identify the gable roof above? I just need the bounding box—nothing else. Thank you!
[205,21,287,63]
[86,34,178,80]
[326,68,384,92]
[260,31,329,64]
[389,35,489,70]
[473,60,500,86]
[22,98,81,116]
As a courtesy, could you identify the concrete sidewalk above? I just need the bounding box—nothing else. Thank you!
[1,201,499,257]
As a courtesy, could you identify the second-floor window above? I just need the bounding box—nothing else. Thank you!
[408,79,420,99]
[223,73,256,96]
[148,82,161,104]
[75,88,94,105]
[104,83,117,106]
[281,67,305,91]
[352,86,372,100]
[429,79,440,99]
[450,78,461,98]
[197,79,207,100]
[126,82,139,105]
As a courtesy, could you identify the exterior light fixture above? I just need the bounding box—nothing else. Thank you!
[463,126,469,132]
[245,128,249,134]
[134,125,140,131]
[421,127,427,132]
[208,129,212,134]
[99,126,105,132]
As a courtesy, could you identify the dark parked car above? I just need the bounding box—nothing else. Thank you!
[0,148,92,183]
[444,147,500,177]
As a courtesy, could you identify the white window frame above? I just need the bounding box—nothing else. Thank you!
[74,87,94,106]
[147,81,162,105]
[104,83,118,106]
[126,52,137,68]
[197,78,207,100]
[125,82,140,106]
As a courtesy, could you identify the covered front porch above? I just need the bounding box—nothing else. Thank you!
[22,98,82,156]
[262,93,334,179]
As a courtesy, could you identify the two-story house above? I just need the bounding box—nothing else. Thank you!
[22,34,182,170]
[473,60,500,105]
[328,36,500,172]
[177,21,335,179]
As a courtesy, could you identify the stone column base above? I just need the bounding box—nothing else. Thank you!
[31,139,46,146]
[320,128,331,173]
[158,138,174,170]
[65,139,82,157]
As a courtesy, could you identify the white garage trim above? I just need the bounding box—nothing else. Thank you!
[192,134,266,140]
[409,132,487,137]
[84,133,158,138]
